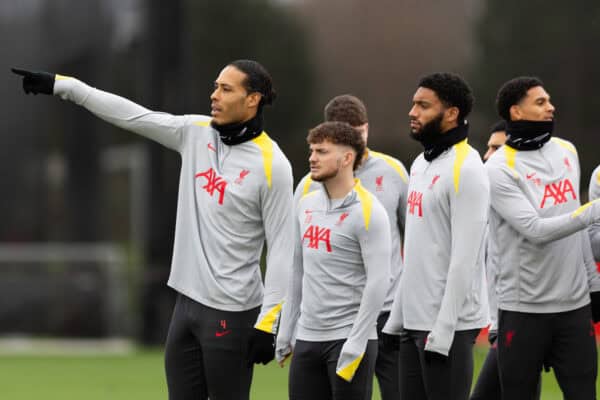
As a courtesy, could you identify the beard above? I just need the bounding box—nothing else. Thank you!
[409,112,444,144]
[311,167,339,182]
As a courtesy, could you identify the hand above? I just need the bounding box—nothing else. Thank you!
[424,350,448,364]
[11,68,55,95]
[277,351,292,368]
[247,328,275,366]
[381,332,400,351]
[591,291,600,323]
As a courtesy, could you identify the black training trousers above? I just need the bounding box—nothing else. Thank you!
[289,339,378,400]
[164,293,260,400]
[375,312,401,400]
[497,305,597,400]
[398,328,480,400]
[470,332,541,400]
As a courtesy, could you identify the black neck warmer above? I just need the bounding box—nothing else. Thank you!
[414,121,469,161]
[505,120,553,150]
[211,113,264,145]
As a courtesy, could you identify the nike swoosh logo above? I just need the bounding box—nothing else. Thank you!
[526,173,536,179]
[208,143,217,152]
[215,330,232,337]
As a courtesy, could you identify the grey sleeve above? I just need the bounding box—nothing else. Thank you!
[275,207,304,362]
[53,77,188,152]
[336,202,391,381]
[255,159,295,334]
[487,165,600,245]
[396,173,409,238]
[589,168,600,262]
[581,231,600,292]
[425,164,489,356]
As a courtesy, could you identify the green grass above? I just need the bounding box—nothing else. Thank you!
[0,345,595,399]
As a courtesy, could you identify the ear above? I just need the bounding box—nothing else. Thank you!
[509,104,521,121]
[444,106,459,124]
[246,92,262,109]
[342,149,355,168]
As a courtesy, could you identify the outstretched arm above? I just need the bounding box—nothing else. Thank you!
[12,68,190,152]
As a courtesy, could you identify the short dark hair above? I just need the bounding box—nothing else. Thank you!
[418,72,474,121]
[229,59,276,111]
[496,76,544,121]
[307,121,366,171]
[489,120,506,134]
[324,94,368,127]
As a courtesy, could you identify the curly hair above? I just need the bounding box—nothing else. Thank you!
[418,73,474,121]
[307,121,366,171]
[495,76,544,121]
[228,59,277,111]
[324,94,368,127]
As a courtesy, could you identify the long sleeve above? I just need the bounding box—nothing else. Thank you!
[487,165,600,245]
[336,202,391,381]
[275,210,304,362]
[53,76,189,152]
[425,164,489,356]
[254,159,294,334]
[582,231,600,292]
[382,271,405,334]
[589,168,600,262]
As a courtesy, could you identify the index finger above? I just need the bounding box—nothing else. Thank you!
[11,68,30,76]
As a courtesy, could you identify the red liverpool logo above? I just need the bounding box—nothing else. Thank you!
[235,169,250,184]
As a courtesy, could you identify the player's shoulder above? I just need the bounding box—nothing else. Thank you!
[550,136,578,156]
[367,149,409,183]
[353,180,388,231]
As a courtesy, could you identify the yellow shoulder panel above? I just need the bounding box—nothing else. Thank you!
[302,176,314,196]
[255,302,283,333]
[55,74,72,81]
[504,145,518,178]
[597,170,600,186]
[452,139,470,193]
[369,150,408,183]
[336,353,365,382]
[251,132,274,189]
[551,137,577,155]
[193,120,211,127]
[354,179,373,231]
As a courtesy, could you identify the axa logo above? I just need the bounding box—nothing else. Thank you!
[235,169,250,184]
[539,178,577,209]
[195,168,227,205]
[336,212,350,226]
[302,225,332,252]
[407,190,423,217]
[429,175,440,189]
[375,176,384,192]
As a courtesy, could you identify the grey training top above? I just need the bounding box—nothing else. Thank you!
[485,138,600,315]
[383,139,490,356]
[276,180,391,382]
[54,76,294,333]
[294,149,409,312]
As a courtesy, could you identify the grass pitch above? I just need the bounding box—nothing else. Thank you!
[0,345,590,399]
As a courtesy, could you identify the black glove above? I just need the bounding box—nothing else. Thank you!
[381,332,400,351]
[591,291,600,323]
[247,328,275,366]
[11,68,55,95]
[424,350,447,364]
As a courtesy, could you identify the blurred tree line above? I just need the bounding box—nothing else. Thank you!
[0,0,598,343]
